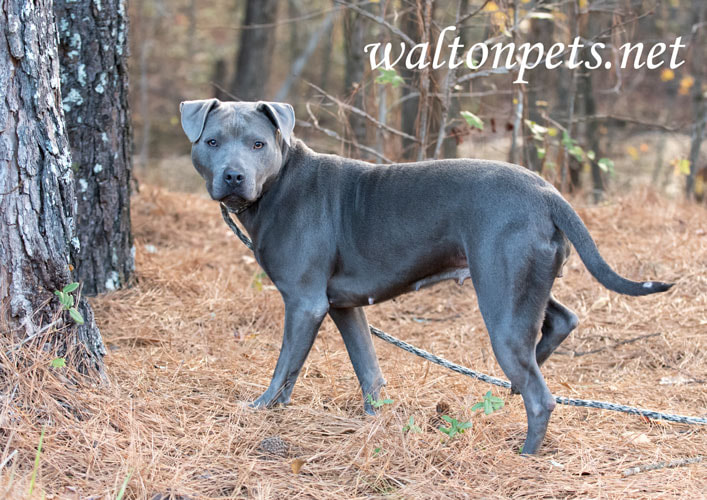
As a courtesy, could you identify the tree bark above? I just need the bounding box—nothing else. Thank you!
[344,5,369,154]
[231,0,279,100]
[55,0,135,296]
[400,8,420,160]
[686,1,706,199]
[0,0,105,373]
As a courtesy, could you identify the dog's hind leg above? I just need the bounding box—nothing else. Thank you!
[468,238,557,454]
[329,307,386,415]
[535,296,578,367]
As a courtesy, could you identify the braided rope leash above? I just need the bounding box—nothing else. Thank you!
[221,204,707,426]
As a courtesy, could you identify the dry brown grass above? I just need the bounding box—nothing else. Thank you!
[1,186,705,499]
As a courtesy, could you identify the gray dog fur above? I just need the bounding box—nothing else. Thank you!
[180,99,672,454]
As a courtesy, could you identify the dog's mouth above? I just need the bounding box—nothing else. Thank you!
[219,195,253,214]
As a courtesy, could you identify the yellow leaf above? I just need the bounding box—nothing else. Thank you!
[660,68,675,82]
[291,459,305,474]
[626,145,639,160]
[578,0,588,9]
[483,1,499,12]
[547,127,558,137]
[677,158,691,175]
[679,75,694,95]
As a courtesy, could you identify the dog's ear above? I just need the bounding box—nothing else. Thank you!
[180,99,219,143]
[256,102,295,146]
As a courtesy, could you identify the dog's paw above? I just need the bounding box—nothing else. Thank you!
[363,400,378,416]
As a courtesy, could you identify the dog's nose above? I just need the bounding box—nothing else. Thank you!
[224,169,244,187]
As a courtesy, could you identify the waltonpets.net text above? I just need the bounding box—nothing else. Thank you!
[364,26,687,84]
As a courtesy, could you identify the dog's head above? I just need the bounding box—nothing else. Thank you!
[179,99,295,211]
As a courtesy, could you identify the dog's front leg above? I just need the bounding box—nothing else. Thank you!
[251,299,328,408]
[329,307,386,415]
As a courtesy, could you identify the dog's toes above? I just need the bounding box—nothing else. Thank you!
[510,385,521,395]
[363,401,378,416]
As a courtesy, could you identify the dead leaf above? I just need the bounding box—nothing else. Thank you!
[291,458,305,474]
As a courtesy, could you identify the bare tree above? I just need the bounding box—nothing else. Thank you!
[55,0,135,296]
[231,0,280,100]
[0,0,105,373]
[687,1,706,199]
[343,3,370,152]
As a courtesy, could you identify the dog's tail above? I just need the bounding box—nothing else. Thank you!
[549,195,673,296]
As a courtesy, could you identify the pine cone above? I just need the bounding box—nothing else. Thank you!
[429,400,451,430]
[257,436,290,458]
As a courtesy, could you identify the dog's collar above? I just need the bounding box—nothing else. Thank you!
[222,199,255,215]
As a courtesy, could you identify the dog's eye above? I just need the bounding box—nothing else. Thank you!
[253,141,265,150]
[206,139,218,147]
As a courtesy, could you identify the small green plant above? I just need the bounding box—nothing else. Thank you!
[50,357,66,368]
[54,282,84,325]
[402,415,422,434]
[373,447,382,456]
[366,394,393,409]
[525,119,615,176]
[28,426,45,496]
[471,390,505,415]
[115,469,133,500]
[375,68,404,88]
[460,110,484,130]
[251,270,267,291]
[438,415,472,438]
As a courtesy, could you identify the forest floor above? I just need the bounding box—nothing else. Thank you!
[1,186,706,499]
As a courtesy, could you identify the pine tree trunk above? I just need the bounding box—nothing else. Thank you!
[344,6,369,154]
[231,0,279,100]
[0,1,105,374]
[55,0,135,296]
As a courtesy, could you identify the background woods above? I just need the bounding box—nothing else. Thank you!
[131,0,706,201]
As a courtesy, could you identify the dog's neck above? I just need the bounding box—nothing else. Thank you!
[234,139,311,240]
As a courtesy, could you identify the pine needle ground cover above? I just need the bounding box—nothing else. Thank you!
[1,187,705,498]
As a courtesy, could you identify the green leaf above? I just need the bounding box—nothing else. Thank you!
[471,402,484,411]
[569,145,584,162]
[55,291,69,308]
[461,111,484,130]
[69,307,84,325]
[28,426,45,497]
[536,147,546,160]
[50,357,66,368]
[677,158,690,175]
[376,68,404,88]
[586,150,596,161]
[484,399,492,414]
[116,469,133,500]
[598,158,615,173]
[441,415,453,423]
[562,130,573,147]
[524,120,548,141]
[62,282,79,293]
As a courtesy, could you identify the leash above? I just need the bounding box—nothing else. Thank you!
[220,204,707,425]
